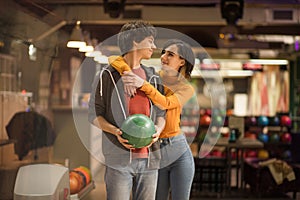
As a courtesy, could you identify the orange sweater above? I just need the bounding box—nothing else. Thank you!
[109,56,195,138]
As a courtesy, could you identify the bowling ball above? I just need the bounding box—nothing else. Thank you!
[258,133,269,143]
[280,115,292,127]
[282,150,292,160]
[270,133,280,143]
[281,132,292,143]
[74,167,91,184]
[269,116,280,126]
[199,108,206,115]
[205,109,212,116]
[245,116,257,126]
[212,115,223,126]
[244,131,257,140]
[258,116,269,126]
[246,150,257,158]
[74,170,87,188]
[79,166,92,181]
[219,108,227,116]
[121,114,155,148]
[200,114,211,126]
[258,149,269,159]
[69,171,84,194]
[226,109,234,116]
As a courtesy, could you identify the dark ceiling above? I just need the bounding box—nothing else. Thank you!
[12,0,300,49]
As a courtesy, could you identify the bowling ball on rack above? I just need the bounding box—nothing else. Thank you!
[282,150,292,160]
[280,115,292,127]
[74,166,91,184]
[69,171,84,194]
[244,131,257,140]
[269,116,280,126]
[200,114,211,126]
[246,150,257,158]
[258,133,269,143]
[205,109,212,116]
[258,149,269,159]
[212,115,223,126]
[121,114,155,148]
[79,166,92,181]
[270,133,280,143]
[245,116,257,126]
[281,132,292,143]
[258,116,269,126]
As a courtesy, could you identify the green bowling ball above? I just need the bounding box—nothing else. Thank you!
[121,114,155,148]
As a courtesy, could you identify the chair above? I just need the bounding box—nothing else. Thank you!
[244,157,300,199]
[191,157,227,198]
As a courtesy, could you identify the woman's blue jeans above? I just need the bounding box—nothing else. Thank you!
[156,134,195,200]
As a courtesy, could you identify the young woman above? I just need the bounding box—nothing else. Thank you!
[109,39,196,200]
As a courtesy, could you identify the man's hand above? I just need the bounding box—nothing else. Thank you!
[114,128,135,150]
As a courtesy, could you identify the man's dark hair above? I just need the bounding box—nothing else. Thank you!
[118,20,157,55]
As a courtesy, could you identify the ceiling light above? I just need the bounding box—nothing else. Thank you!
[249,59,288,65]
[79,45,94,52]
[223,70,253,77]
[94,55,109,64]
[28,44,37,61]
[85,51,102,57]
[67,21,86,48]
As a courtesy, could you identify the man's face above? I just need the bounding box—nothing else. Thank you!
[134,36,156,59]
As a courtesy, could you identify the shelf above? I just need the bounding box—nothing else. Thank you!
[191,69,254,78]
[264,142,291,147]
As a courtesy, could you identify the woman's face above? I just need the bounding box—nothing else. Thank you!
[160,44,185,76]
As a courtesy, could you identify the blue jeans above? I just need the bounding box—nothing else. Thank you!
[105,158,158,200]
[156,134,195,200]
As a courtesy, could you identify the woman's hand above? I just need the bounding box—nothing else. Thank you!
[124,85,137,97]
[122,71,145,88]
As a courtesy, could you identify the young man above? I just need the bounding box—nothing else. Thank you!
[88,20,165,200]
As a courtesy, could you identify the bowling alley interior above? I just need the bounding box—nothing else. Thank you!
[1,0,300,199]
